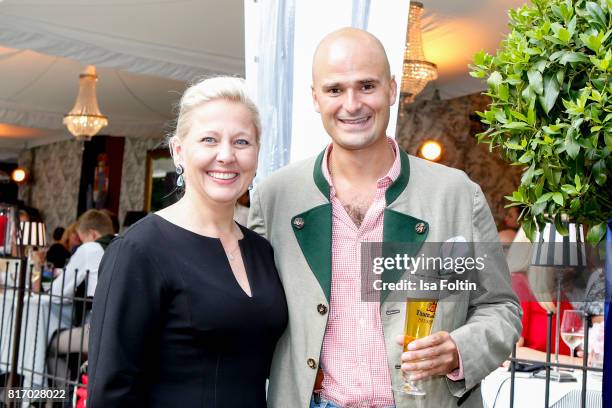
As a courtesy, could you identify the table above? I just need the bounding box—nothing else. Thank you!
[482,367,602,408]
[0,288,73,388]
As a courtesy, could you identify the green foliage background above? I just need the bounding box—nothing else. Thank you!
[471,0,611,242]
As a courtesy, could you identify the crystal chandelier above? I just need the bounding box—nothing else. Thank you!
[401,2,438,103]
[63,65,108,141]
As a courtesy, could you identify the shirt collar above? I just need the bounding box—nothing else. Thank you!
[321,137,402,188]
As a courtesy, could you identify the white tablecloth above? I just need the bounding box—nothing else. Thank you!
[0,289,73,388]
[482,367,603,408]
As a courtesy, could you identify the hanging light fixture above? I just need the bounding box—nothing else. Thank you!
[401,2,438,104]
[63,65,108,141]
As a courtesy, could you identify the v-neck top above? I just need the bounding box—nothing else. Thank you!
[88,214,288,408]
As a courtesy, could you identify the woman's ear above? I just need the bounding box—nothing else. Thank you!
[170,136,182,166]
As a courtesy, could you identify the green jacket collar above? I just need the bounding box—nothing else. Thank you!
[298,147,428,302]
[312,146,411,206]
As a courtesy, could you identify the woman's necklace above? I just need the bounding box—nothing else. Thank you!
[226,242,240,262]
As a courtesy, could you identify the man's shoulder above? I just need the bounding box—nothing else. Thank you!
[407,154,476,192]
[256,155,319,192]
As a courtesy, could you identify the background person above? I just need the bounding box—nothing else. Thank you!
[46,209,115,387]
[87,77,287,407]
[45,226,70,269]
[61,221,82,255]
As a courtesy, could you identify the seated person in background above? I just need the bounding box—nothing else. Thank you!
[498,206,520,244]
[61,221,83,255]
[49,210,114,303]
[46,227,70,269]
[46,210,115,385]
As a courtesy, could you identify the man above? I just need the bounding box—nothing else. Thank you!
[249,28,521,408]
[48,209,115,385]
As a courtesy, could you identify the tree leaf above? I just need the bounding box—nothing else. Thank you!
[510,110,529,122]
[559,52,589,64]
[605,133,612,150]
[527,70,544,94]
[536,192,554,204]
[518,151,534,163]
[487,71,503,88]
[558,27,571,43]
[539,72,560,114]
[565,133,581,158]
[561,184,578,195]
[552,192,564,206]
[473,50,486,65]
[586,222,606,243]
[503,121,531,130]
[521,219,537,242]
[585,2,607,27]
[574,174,582,191]
[592,160,607,185]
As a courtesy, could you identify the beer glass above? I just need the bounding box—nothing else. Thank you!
[397,299,437,396]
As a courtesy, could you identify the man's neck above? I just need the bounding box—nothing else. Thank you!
[327,136,396,228]
[328,136,395,186]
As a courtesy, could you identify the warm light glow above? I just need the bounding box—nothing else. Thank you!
[63,65,108,141]
[420,140,442,161]
[11,168,27,183]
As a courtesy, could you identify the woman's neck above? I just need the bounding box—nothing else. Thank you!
[157,191,240,238]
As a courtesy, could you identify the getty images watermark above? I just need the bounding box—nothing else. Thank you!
[360,239,605,304]
[371,251,485,292]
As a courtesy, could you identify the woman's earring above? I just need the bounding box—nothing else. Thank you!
[176,164,184,187]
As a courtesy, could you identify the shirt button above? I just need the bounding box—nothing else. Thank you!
[307,358,317,369]
[415,222,427,234]
[317,304,328,315]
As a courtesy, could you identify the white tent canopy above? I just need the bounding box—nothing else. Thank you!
[0,0,523,161]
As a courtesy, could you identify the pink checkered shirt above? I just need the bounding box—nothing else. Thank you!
[319,137,400,408]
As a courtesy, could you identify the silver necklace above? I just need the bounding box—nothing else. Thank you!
[225,242,240,261]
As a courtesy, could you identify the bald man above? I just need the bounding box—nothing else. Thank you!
[249,28,521,408]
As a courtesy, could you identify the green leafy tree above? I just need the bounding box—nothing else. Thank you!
[471,0,611,243]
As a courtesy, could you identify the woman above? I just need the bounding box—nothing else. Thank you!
[61,221,82,255]
[87,77,288,407]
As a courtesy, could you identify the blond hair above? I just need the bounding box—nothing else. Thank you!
[76,209,114,236]
[170,76,261,147]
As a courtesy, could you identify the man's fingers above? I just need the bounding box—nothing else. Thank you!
[405,331,449,351]
[401,337,455,362]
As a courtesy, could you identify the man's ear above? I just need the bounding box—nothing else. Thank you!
[311,85,321,113]
[389,75,398,106]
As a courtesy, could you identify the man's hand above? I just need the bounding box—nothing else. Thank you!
[396,331,459,381]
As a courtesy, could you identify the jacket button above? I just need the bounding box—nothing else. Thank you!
[293,217,305,229]
[307,358,317,369]
[415,222,427,234]
[317,304,328,315]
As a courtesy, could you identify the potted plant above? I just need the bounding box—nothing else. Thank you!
[470,0,611,243]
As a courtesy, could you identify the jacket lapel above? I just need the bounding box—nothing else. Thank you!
[292,150,333,302]
[291,148,430,303]
[381,150,429,302]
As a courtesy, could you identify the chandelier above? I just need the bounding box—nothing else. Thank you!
[63,65,108,141]
[401,1,438,103]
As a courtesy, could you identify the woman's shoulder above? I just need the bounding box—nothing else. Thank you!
[107,214,169,254]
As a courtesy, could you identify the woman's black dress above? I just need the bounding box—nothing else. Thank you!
[87,214,288,407]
